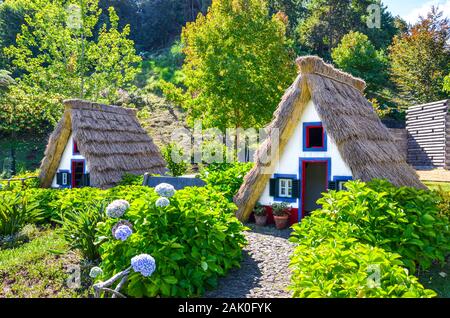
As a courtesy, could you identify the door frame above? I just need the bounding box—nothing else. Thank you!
[71,159,86,188]
[298,158,331,222]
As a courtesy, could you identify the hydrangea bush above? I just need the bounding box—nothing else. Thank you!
[96,187,247,297]
[155,183,176,198]
[113,225,133,241]
[89,267,103,278]
[155,197,170,207]
[131,254,157,277]
[106,200,130,218]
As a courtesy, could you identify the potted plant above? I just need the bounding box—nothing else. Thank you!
[271,202,291,230]
[253,203,267,226]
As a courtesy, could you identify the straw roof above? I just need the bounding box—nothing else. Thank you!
[39,99,166,189]
[234,56,425,222]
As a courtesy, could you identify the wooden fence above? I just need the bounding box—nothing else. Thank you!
[406,100,449,169]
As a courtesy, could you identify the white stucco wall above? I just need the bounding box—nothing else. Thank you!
[51,133,89,188]
[258,100,352,209]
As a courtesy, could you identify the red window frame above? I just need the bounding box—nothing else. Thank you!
[73,140,80,154]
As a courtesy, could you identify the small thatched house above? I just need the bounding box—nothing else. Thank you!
[234,56,424,225]
[39,99,166,189]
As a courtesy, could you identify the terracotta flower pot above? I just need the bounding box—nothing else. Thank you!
[274,215,289,230]
[255,215,267,226]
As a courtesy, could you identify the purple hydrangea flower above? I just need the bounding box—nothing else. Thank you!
[106,200,130,218]
[155,183,176,198]
[131,254,156,277]
[114,225,133,241]
[156,197,170,207]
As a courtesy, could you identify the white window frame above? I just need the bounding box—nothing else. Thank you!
[278,179,293,198]
[62,172,68,185]
[337,181,347,191]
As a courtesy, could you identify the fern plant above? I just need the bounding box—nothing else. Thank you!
[0,191,42,236]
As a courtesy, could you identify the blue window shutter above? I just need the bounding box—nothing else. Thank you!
[328,180,337,191]
[269,178,278,197]
[56,173,62,185]
[292,180,300,198]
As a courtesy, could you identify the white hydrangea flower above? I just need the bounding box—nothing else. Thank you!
[155,197,170,208]
[89,266,103,278]
[106,200,130,218]
[155,183,176,198]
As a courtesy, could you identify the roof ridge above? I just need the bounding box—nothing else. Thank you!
[296,56,366,92]
[63,99,137,116]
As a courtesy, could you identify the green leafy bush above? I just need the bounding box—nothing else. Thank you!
[436,187,450,221]
[0,190,42,236]
[317,180,450,271]
[290,236,436,298]
[201,162,253,202]
[26,188,61,222]
[0,170,40,190]
[96,187,247,297]
[161,143,188,177]
[58,201,107,261]
[118,173,144,186]
[289,180,450,298]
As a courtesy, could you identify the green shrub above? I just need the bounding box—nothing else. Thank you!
[58,201,107,261]
[299,180,450,272]
[118,173,144,186]
[0,190,42,236]
[290,236,436,298]
[26,188,61,222]
[107,185,155,203]
[51,188,107,221]
[96,187,247,297]
[289,180,450,298]
[0,170,40,191]
[161,143,188,177]
[201,162,253,202]
[436,187,450,221]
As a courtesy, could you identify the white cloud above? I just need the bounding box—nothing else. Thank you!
[404,0,450,24]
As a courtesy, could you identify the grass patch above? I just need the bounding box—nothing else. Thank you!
[424,182,450,192]
[0,228,92,298]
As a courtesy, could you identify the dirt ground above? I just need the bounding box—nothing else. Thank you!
[416,169,450,182]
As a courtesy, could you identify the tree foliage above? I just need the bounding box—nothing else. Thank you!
[332,31,388,97]
[0,0,141,135]
[389,7,450,104]
[166,0,296,130]
[296,0,399,59]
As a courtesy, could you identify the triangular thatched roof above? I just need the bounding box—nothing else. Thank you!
[39,99,166,188]
[234,56,425,222]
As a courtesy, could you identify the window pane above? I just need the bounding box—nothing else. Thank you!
[308,127,324,148]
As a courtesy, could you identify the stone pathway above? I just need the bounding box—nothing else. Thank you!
[205,224,294,298]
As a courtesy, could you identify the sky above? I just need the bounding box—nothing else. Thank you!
[383,0,450,23]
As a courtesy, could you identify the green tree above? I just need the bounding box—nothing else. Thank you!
[0,69,15,92]
[444,74,450,93]
[268,0,307,37]
[297,0,398,59]
[389,7,450,104]
[332,31,388,97]
[0,0,35,70]
[5,0,140,102]
[165,0,296,130]
[1,0,141,135]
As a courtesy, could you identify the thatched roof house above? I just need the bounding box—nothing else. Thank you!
[39,99,166,189]
[234,56,424,224]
